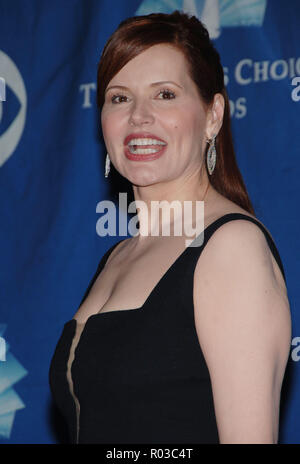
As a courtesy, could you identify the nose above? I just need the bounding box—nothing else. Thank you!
[128,99,155,126]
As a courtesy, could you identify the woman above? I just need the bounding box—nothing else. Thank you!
[49,11,291,444]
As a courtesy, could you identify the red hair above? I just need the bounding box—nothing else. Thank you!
[97,11,255,215]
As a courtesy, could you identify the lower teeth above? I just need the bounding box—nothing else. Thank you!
[129,147,162,154]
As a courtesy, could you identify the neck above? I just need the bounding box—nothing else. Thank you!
[131,172,212,240]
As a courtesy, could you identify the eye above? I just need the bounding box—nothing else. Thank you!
[111,94,128,104]
[109,88,176,104]
[157,89,176,100]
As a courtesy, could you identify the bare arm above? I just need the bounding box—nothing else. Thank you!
[193,220,291,444]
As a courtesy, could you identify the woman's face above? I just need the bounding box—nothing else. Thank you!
[101,43,210,187]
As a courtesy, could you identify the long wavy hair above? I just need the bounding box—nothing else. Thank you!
[97,10,255,215]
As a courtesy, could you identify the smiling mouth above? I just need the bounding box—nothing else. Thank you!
[124,143,167,161]
[127,138,167,154]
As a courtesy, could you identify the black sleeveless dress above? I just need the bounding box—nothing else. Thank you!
[49,213,286,444]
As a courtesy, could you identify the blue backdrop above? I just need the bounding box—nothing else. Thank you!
[0,0,299,444]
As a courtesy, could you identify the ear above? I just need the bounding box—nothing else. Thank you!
[205,93,225,141]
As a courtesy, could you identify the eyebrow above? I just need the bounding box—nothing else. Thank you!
[105,81,183,94]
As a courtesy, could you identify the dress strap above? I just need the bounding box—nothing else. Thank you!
[199,213,286,283]
[79,213,286,309]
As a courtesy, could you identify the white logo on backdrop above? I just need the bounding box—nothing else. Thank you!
[0,50,27,167]
[0,324,28,439]
[135,0,267,39]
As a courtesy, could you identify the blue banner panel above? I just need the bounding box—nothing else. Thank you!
[0,0,299,443]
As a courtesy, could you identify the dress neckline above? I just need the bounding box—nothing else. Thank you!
[64,212,279,329]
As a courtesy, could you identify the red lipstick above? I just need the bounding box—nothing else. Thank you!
[124,144,167,161]
[123,132,167,146]
[124,132,167,162]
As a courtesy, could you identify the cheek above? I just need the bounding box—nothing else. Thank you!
[101,111,122,140]
[100,111,109,136]
[167,105,202,134]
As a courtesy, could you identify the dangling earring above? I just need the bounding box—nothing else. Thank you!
[105,153,110,178]
[206,134,217,175]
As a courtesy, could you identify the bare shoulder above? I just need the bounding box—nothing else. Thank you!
[203,192,286,293]
[204,212,277,268]
[193,209,292,443]
[194,213,291,352]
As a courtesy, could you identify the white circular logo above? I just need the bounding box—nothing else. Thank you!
[0,50,27,167]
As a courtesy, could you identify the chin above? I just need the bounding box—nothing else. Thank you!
[127,170,161,187]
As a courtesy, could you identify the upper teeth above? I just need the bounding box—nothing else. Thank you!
[128,138,166,146]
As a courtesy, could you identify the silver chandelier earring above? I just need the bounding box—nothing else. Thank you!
[206,134,217,175]
[105,153,110,178]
